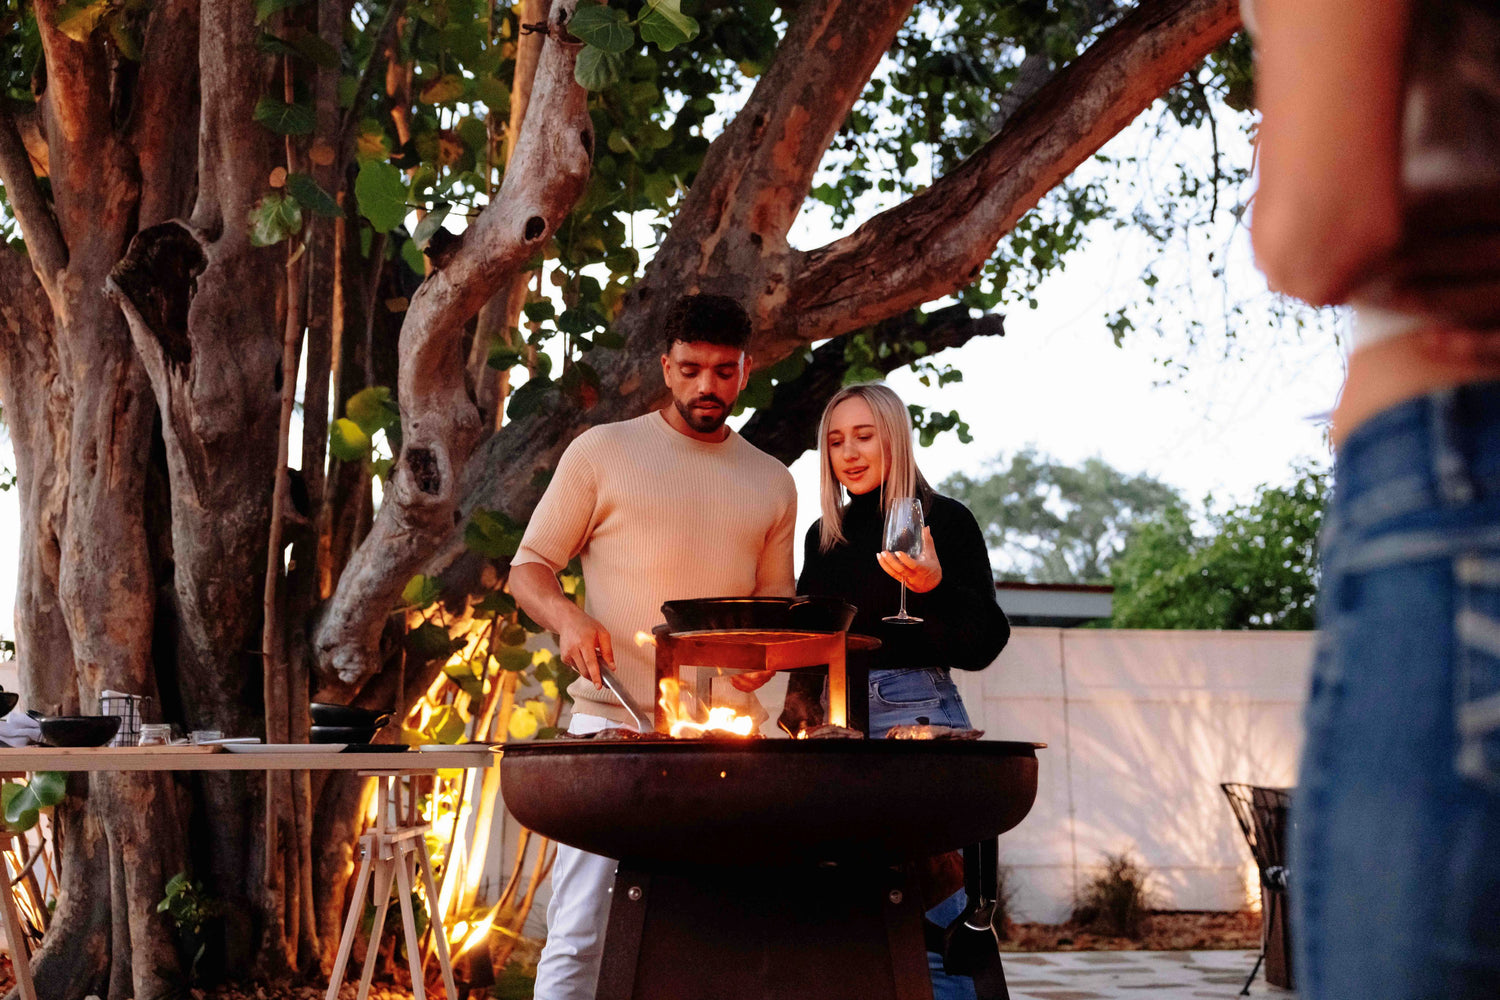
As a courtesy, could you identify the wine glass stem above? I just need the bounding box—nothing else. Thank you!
[898,582,908,618]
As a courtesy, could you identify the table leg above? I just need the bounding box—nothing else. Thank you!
[416,837,458,1000]
[0,846,37,1000]
[827,642,848,729]
[325,833,377,1000]
[394,847,428,1000]
[356,853,398,1000]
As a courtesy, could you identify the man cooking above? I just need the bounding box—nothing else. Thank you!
[509,292,797,1000]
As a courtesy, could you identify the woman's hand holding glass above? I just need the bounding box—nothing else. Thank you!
[877,525,942,593]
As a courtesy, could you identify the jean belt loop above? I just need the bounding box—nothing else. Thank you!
[1431,387,1478,506]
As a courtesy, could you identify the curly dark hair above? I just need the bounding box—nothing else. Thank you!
[661,293,753,350]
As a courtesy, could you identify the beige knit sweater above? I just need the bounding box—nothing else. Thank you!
[512,411,797,724]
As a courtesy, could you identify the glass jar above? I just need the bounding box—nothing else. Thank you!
[190,729,223,744]
[138,723,172,747]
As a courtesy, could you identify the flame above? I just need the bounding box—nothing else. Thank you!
[634,630,656,648]
[658,678,755,737]
[447,901,504,957]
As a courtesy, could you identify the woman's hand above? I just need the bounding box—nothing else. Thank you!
[878,526,942,593]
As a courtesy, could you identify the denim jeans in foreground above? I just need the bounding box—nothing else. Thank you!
[1298,385,1500,1000]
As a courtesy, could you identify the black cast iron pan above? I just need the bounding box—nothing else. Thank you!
[500,738,1042,866]
[661,596,857,633]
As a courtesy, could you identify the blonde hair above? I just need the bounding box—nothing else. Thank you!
[817,383,932,552]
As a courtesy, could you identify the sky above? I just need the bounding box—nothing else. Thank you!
[0,91,1349,640]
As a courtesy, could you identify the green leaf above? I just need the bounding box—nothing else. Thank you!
[285,173,342,219]
[442,658,483,699]
[247,192,304,247]
[522,300,555,323]
[475,76,510,116]
[643,0,697,38]
[419,73,466,105]
[53,0,109,41]
[505,377,554,421]
[412,202,453,248]
[464,508,524,559]
[402,574,441,609]
[429,705,466,744]
[329,417,370,461]
[346,385,398,435]
[405,622,458,661]
[253,97,315,136]
[354,159,408,234]
[487,343,526,372]
[400,237,426,276]
[638,4,697,51]
[254,0,304,22]
[290,31,340,68]
[4,772,65,831]
[496,646,532,673]
[475,589,516,617]
[569,5,633,53]
[574,45,623,91]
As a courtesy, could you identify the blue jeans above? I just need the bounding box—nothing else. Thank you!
[868,666,973,739]
[867,668,978,1000]
[1297,386,1500,1000]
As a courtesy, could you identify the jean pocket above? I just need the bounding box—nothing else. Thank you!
[871,669,943,709]
[1454,554,1500,790]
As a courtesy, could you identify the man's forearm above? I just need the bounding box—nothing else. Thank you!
[510,562,584,634]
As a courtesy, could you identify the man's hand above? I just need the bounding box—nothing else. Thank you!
[731,669,775,692]
[557,605,615,689]
[877,526,943,593]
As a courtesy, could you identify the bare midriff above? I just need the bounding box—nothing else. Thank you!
[1333,332,1500,446]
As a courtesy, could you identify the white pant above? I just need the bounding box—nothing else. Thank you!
[532,713,618,1000]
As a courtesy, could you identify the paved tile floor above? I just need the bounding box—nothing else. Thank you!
[1001,950,1296,1000]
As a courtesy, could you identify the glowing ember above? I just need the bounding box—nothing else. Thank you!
[658,678,755,737]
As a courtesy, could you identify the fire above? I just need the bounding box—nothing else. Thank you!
[658,678,755,737]
[634,630,656,648]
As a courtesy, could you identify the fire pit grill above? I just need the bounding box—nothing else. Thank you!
[502,738,1041,866]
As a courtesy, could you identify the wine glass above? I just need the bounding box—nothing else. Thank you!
[882,498,924,624]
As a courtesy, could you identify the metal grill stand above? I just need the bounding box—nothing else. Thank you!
[651,625,876,733]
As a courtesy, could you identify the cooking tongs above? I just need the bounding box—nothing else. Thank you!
[599,667,654,732]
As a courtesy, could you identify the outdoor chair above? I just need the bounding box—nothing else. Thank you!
[1221,783,1294,994]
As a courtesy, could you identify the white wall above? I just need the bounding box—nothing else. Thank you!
[960,627,1314,922]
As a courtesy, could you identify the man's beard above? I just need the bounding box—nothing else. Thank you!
[675,394,730,433]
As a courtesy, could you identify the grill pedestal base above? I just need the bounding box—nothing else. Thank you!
[597,861,934,1000]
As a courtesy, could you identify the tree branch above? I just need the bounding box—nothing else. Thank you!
[661,0,915,270]
[192,0,279,234]
[739,305,1004,465]
[0,106,68,293]
[314,0,593,687]
[783,0,1240,348]
[128,0,202,227]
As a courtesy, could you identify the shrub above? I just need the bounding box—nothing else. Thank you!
[1070,851,1156,939]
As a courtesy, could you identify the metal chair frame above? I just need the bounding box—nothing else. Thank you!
[1221,783,1293,996]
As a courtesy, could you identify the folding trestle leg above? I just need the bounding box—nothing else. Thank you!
[324,773,458,1000]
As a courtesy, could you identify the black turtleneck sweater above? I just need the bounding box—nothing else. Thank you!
[796,489,1010,672]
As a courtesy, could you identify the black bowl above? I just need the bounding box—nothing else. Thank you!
[0,691,19,717]
[38,715,122,747]
[310,724,379,745]
[310,702,392,728]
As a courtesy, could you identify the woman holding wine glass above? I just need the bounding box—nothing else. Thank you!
[785,382,1011,1000]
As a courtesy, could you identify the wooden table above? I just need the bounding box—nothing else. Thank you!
[0,744,499,1000]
